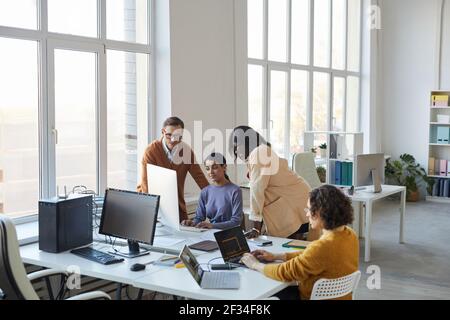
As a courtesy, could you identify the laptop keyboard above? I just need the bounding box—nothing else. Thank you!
[202,272,232,288]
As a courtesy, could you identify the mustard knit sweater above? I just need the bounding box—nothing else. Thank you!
[264,226,359,300]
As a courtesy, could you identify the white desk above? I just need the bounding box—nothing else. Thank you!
[133,235,294,300]
[349,185,406,262]
[20,242,167,286]
[20,228,294,300]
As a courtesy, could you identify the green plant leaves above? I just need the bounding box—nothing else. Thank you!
[384,153,430,196]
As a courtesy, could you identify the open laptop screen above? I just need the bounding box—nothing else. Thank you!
[214,226,250,262]
[179,245,202,284]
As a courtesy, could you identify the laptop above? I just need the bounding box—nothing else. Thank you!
[214,226,250,266]
[178,245,240,289]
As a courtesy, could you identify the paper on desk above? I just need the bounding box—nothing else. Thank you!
[153,236,185,247]
[199,229,219,241]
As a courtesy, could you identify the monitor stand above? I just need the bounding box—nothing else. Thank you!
[113,240,150,258]
[371,169,382,193]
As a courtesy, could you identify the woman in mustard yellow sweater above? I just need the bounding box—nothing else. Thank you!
[241,185,359,300]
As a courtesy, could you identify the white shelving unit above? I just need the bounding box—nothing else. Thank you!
[427,90,450,203]
[304,131,364,186]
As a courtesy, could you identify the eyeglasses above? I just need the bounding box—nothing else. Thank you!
[164,132,183,142]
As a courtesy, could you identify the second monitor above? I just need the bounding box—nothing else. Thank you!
[355,153,385,193]
[147,164,207,232]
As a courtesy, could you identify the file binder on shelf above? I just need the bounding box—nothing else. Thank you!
[428,157,435,175]
[437,126,450,144]
[335,161,342,185]
[440,160,448,176]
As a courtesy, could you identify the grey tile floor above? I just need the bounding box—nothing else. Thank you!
[356,199,450,300]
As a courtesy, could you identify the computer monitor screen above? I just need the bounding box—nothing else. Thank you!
[179,245,202,284]
[214,226,250,262]
[147,164,180,231]
[355,153,385,190]
[99,188,159,256]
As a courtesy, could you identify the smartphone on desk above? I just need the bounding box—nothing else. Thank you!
[248,237,273,247]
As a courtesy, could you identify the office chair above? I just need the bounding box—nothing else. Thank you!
[292,152,322,190]
[310,270,361,300]
[0,215,110,300]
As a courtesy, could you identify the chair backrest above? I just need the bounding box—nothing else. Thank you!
[292,152,322,189]
[310,270,361,300]
[0,215,39,300]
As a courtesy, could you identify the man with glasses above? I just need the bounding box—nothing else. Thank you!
[137,117,209,221]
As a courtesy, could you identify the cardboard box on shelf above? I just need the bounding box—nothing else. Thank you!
[437,114,450,123]
[432,95,449,107]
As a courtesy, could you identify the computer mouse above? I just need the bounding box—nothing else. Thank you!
[130,263,146,272]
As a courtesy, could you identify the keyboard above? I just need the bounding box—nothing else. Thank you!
[201,271,240,289]
[180,225,208,233]
[70,247,124,265]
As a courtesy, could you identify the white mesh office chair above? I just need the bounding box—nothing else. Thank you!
[310,270,361,300]
[0,215,110,300]
[292,152,322,190]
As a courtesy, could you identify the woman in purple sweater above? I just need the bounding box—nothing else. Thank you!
[181,153,243,229]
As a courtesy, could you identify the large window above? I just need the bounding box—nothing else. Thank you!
[0,1,152,218]
[248,0,362,159]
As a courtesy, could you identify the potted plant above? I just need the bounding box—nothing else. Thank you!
[385,154,434,202]
[318,143,327,158]
[316,166,326,183]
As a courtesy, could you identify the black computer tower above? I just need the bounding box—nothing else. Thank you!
[39,195,93,253]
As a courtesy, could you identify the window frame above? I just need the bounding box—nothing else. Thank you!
[0,0,154,222]
[247,0,363,159]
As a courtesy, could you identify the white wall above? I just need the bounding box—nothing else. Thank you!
[441,1,450,88]
[379,0,441,167]
[154,0,248,195]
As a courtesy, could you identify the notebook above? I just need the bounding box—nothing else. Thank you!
[188,240,219,252]
[282,240,311,249]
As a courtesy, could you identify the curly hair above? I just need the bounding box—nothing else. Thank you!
[309,185,354,230]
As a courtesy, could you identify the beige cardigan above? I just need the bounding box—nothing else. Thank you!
[247,145,311,238]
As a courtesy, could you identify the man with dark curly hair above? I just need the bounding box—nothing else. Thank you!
[241,185,359,300]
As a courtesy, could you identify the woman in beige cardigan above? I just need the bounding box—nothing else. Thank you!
[230,126,321,240]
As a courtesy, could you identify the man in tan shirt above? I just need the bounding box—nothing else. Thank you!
[137,117,209,221]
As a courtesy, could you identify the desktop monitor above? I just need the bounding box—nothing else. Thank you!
[99,188,159,258]
[355,153,385,193]
[147,164,181,231]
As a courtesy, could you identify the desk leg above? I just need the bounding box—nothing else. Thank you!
[364,200,372,262]
[359,203,365,239]
[351,202,361,238]
[115,283,123,300]
[399,190,406,244]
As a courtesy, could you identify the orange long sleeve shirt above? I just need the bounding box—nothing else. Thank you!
[264,226,359,300]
